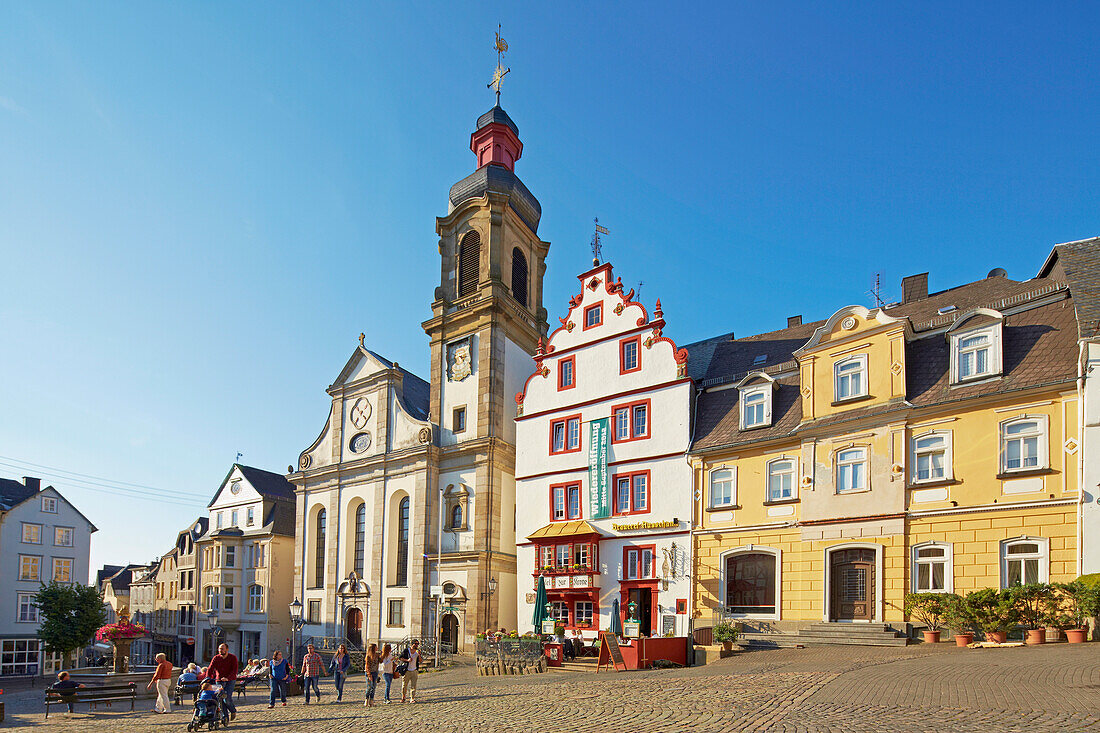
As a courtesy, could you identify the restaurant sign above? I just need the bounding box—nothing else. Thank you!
[611,519,678,531]
[587,418,610,519]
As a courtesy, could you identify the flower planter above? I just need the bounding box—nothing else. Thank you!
[1066,628,1088,644]
[985,631,1008,643]
[1025,629,1046,645]
[921,630,941,644]
[954,633,973,647]
[721,641,733,652]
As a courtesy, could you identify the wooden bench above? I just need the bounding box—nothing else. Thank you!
[44,682,136,719]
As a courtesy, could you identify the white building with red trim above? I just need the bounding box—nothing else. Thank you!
[515,261,694,640]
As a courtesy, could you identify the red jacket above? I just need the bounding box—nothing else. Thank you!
[207,653,239,681]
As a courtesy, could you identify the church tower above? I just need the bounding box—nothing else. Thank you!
[421,99,550,640]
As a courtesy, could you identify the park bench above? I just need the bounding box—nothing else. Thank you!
[44,682,136,720]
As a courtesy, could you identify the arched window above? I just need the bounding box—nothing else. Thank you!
[451,504,463,529]
[396,497,410,586]
[314,509,326,587]
[354,504,366,577]
[247,584,264,613]
[511,247,528,307]
[458,231,480,297]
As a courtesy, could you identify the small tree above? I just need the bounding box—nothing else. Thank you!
[965,588,1018,633]
[944,593,976,634]
[35,581,107,664]
[903,593,956,632]
[1009,583,1054,630]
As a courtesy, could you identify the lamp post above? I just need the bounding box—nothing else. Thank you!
[288,599,305,667]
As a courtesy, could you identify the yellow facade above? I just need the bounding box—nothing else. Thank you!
[689,266,1083,633]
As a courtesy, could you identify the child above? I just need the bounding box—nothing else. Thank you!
[197,680,220,718]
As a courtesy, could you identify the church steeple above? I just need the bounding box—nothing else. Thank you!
[471,106,523,171]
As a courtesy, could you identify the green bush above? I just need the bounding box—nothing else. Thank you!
[965,588,1018,633]
[943,593,977,633]
[712,621,739,644]
[1008,583,1054,630]
[1051,581,1100,628]
[903,593,956,631]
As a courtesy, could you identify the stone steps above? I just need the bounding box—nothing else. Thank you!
[740,622,909,648]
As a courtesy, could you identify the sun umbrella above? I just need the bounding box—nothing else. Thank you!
[532,575,548,630]
[610,598,623,636]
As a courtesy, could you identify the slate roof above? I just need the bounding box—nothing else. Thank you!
[0,477,37,511]
[363,349,431,421]
[692,259,1084,452]
[235,464,296,502]
[476,105,519,136]
[95,564,125,587]
[1040,237,1100,338]
[449,164,542,234]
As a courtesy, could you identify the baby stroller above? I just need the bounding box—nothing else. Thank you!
[186,688,229,731]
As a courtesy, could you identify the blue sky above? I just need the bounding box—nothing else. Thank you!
[1,2,1097,574]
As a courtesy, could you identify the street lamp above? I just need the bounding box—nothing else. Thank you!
[288,599,305,667]
[207,609,223,658]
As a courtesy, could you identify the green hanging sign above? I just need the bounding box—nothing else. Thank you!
[588,417,610,519]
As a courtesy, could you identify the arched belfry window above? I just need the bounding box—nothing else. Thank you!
[314,508,326,587]
[458,231,481,298]
[396,497,410,586]
[511,247,528,307]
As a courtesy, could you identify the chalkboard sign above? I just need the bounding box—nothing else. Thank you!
[661,614,676,637]
[597,631,627,672]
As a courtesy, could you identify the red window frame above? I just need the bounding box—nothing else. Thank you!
[611,469,651,516]
[622,544,657,580]
[549,414,583,455]
[535,540,599,573]
[549,481,582,522]
[558,356,576,391]
[611,399,651,444]
[619,336,641,374]
[676,599,687,614]
[583,303,603,330]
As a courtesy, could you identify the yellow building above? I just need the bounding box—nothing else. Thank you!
[687,246,1090,640]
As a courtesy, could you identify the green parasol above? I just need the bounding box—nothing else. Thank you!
[610,598,623,636]
[532,575,548,629]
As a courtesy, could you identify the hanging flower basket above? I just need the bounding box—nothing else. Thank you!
[94,621,147,642]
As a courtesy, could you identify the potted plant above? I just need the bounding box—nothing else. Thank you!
[944,593,976,647]
[1052,581,1096,643]
[1009,583,1054,644]
[966,588,1017,643]
[903,592,954,644]
[712,621,739,652]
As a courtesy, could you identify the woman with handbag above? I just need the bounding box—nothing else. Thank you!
[329,643,351,702]
[379,644,395,704]
[363,643,380,707]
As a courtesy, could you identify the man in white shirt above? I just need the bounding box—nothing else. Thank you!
[399,639,421,703]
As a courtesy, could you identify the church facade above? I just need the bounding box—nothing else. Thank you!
[288,103,549,652]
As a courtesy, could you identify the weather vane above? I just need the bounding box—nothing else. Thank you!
[591,217,610,265]
[488,24,510,104]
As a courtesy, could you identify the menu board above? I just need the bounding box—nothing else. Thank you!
[662,614,676,637]
[597,631,627,672]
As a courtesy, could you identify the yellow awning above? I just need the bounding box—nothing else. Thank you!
[526,520,604,541]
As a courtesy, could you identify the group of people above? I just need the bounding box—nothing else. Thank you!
[555,629,591,661]
[293,639,422,707]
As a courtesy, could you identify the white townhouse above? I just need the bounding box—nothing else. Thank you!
[515,261,695,640]
[0,476,96,675]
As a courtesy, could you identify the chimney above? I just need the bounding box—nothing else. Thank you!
[787,315,802,328]
[901,273,928,304]
[23,476,41,492]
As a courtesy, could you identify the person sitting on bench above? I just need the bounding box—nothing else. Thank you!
[51,671,85,713]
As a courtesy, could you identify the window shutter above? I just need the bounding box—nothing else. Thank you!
[511,247,528,307]
[763,390,773,426]
[458,231,481,297]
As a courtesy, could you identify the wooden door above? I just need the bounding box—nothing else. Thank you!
[830,549,875,621]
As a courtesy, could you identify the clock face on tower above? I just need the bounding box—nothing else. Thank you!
[230,481,242,495]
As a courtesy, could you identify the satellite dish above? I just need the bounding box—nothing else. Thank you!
[987,267,1007,279]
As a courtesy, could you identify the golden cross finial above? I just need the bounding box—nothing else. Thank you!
[359,332,365,347]
[487,24,510,104]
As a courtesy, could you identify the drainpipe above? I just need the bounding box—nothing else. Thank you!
[1077,341,1087,577]
[436,483,444,667]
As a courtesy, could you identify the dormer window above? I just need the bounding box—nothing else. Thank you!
[948,309,1003,385]
[740,388,770,430]
[834,355,868,402]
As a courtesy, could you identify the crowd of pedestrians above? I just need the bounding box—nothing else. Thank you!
[132,638,429,719]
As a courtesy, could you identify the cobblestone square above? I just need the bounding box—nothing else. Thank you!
[5,644,1100,732]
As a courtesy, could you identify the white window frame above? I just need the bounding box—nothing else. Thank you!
[41,496,57,513]
[223,586,235,611]
[21,523,42,544]
[17,593,38,623]
[910,430,953,484]
[575,600,594,626]
[911,541,953,593]
[739,386,772,430]
[204,586,219,612]
[719,546,782,621]
[999,415,1049,474]
[1000,536,1049,588]
[54,526,74,547]
[835,447,869,494]
[52,557,73,583]
[949,323,1003,384]
[247,585,263,613]
[246,507,255,526]
[766,457,797,502]
[833,354,868,402]
[18,554,41,581]
[709,467,736,508]
[387,599,404,626]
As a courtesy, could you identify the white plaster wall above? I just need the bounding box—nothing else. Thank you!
[341,389,381,461]
[439,469,476,554]
[503,335,533,444]
[1082,341,1100,573]
[390,389,428,451]
[0,488,94,638]
[441,333,480,447]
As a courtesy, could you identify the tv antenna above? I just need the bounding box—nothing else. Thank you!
[591,217,609,265]
[867,272,887,308]
[636,281,644,301]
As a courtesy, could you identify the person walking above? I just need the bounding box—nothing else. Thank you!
[399,639,421,704]
[207,643,239,721]
[380,644,395,704]
[267,650,289,708]
[147,652,174,713]
[329,643,351,702]
[363,643,380,707]
[300,643,323,704]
